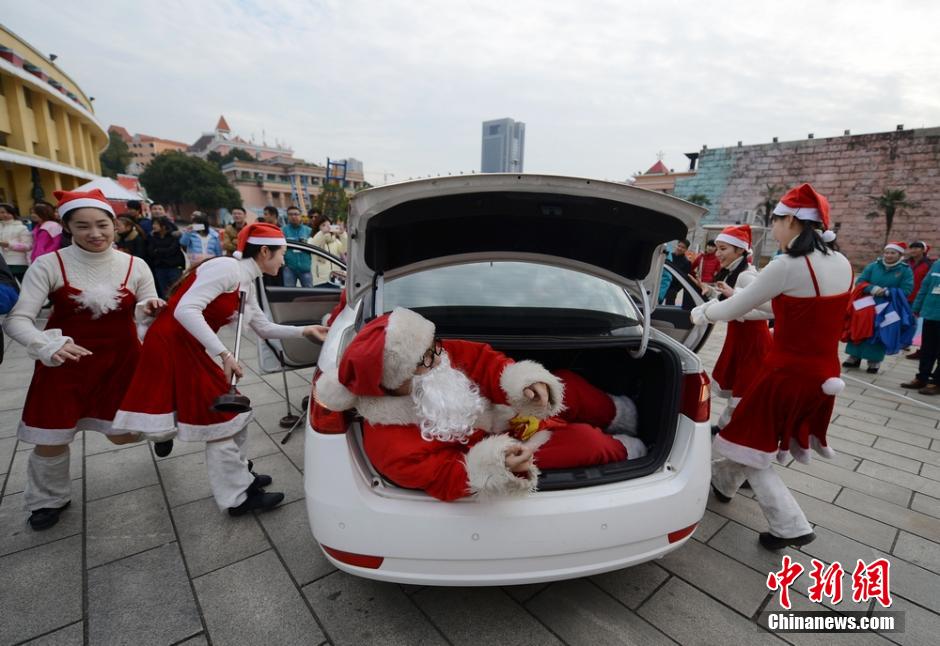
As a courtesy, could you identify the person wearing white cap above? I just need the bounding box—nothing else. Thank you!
[113,222,329,516]
[705,224,773,434]
[842,241,914,373]
[691,183,853,550]
[3,189,164,530]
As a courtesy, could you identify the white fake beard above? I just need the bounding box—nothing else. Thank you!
[411,353,485,444]
[70,284,123,319]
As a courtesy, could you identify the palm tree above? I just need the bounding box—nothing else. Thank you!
[756,183,785,226]
[866,189,918,246]
[684,193,711,207]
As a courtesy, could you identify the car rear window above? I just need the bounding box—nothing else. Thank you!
[382,261,637,322]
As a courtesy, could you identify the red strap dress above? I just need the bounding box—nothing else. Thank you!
[19,251,139,444]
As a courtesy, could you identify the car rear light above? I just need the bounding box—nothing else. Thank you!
[321,545,384,569]
[310,376,352,434]
[668,522,698,543]
[680,371,711,423]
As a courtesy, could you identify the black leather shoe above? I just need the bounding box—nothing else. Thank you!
[28,501,71,531]
[711,484,732,503]
[842,358,861,368]
[759,531,816,550]
[866,366,880,374]
[228,490,285,516]
[154,440,174,457]
[741,480,751,489]
[246,460,272,488]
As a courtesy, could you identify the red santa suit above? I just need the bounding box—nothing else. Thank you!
[3,189,158,514]
[114,224,306,511]
[692,184,853,545]
[709,225,773,429]
[316,308,645,502]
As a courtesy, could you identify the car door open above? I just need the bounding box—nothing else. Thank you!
[649,264,712,352]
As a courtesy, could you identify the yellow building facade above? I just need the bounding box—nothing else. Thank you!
[0,25,106,210]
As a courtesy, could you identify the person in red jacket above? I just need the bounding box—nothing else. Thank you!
[692,239,721,285]
[906,241,933,360]
[316,308,647,501]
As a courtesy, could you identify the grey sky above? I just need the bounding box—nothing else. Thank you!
[4,0,939,185]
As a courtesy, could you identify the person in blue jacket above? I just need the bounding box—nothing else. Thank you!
[901,259,940,395]
[843,241,914,373]
[179,212,223,266]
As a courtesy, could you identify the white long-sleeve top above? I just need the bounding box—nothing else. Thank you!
[3,244,158,365]
[174,256,304,357]
[699,249,853,323]
[0,218,33,266]
[708,257,774,321]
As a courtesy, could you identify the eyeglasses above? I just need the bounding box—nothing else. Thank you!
[417,339,444,368]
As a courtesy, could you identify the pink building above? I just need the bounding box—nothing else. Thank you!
[188,116,292,161]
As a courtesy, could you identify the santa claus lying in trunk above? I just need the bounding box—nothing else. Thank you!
[316,308,646,501]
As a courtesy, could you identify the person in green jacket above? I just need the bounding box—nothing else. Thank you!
[281,206,312,287]
[843,241,915,373]
[901,259,940,394]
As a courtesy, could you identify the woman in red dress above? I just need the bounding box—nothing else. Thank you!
[3,189,163,530]
[114,223,328,516]
[692,184,853,550]
[707,225,773,434]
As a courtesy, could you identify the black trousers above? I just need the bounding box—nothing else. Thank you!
[917,318,940,384]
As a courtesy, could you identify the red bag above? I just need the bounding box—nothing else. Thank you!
[842,282,876,344]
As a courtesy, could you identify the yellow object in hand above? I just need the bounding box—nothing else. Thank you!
[509,416,541,441]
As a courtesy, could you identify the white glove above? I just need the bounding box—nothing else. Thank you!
[690,303,711,326]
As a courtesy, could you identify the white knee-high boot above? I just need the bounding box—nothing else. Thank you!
[205,439,255,511]
[711,458,749,498]
[232,427,248,462]
[24,449,72,511]
[746,465,813,538]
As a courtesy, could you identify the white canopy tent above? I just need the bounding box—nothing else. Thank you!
[74,176,143,201]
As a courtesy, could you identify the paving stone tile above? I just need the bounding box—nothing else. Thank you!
[82,429,144,456]
[760,588,890,646]
[0,385,28,412]
[526,578,672,646]
[245,421,282,459]
[707,488,769,533]
[875,438,940,466]
[893,531,940,575]
[413,586,563,646]
[829,436,922,473]
[0,535,82,645]
[692,508,728,542]
[0,408,21,439]
[832,405,890,427]
[0,480,83,557]
[257,499,334,585]
[923,463,940,482]
[0,436,16,475]
[270,426,305,471]
[790,491,897,552]
[834,415,938,446]
[836,488,940,544]
[590,561,670,609]
[639,576,784,645]
[86,484,175,568]
[21,621,83,645]
[172,496,269,577]
[878,595,940,646]
[896,403,940,424]
[657,535,770,616]
[85,443,157,501]
[174,634,208,646]
[235,382,286,408]
[88,543,202,646]
[851,402,939,431]
[261,368,310,390]
[248,401,293,435]
[303,570,441,646]
[157,450,212,508]
[196,550,322,646]
[152,437,204,461]
[247,452,305,504]
[6,437,84,493]
[827,422,878,447]
[856,460,940,499]
[772,463,842,503]
[787,459,911,506]
[911,493,940,519]
[502,582,550,604]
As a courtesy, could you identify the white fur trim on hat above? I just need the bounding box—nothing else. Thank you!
[247,235,286,246]
[821,377,845,396]
[884,243,905,254]
[772,202,821,222]
[821,230,837,243]
[715,232,749,250]
[464,434,538,499]
[382,308,436,390]
[59,197,115,218]
[315,369,358,411]
[499,361,565,418]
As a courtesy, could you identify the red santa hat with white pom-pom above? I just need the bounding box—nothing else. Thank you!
[884,241,907,254]
[54,188,115,218]
[715,224,752,250]
[316,308,435,411]
[772,183,836,243]
[233,222,286,259]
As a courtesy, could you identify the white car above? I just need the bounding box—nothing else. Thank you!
[256,174,713,586]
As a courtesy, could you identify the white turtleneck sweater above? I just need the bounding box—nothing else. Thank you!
[174,256,303,357]
[4,244,158,365]
[0,218,33,266]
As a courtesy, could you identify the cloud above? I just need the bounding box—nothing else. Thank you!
[4,0,939,182]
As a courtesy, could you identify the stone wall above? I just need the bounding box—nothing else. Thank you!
[673,127,940,266]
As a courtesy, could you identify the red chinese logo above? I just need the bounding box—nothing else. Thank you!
[767,555,804,610]
[767,557,892,609]
[851,558,893,608]
[807,559,844,604]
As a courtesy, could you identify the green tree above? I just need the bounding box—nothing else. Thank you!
[866,188,918,246]
[684,193,711,207]
[207,147,257,169]
[140,151,241,217]
[756,183,785,226]
[100,131,132,178]
[314,182,350,222]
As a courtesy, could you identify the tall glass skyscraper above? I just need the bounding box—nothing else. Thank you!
[481,118,525,172]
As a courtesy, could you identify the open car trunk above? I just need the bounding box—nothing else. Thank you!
[353,333,683,494]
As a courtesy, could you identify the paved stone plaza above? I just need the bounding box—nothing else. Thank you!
[1,324,939,645]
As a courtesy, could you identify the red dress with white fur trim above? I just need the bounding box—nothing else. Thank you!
[360,340,631,501]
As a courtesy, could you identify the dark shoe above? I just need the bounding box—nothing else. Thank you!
[741,480,751,489]
[919,384,940,396]
[711,484,732,503]
[154,440,174,457]
[247,460,273,488]
[901,378,927,389]
[228,489,285,516]
[711,425,721,436]
[866,365,880,374]
[28,501,71,531]
[906,350,922,360]
[842,358,861,368]
[759,531,816,551]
